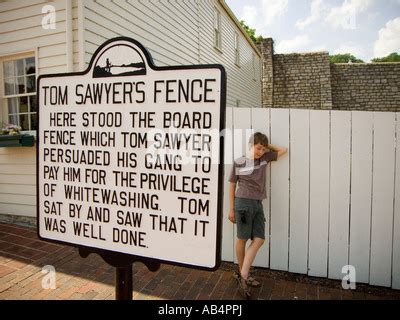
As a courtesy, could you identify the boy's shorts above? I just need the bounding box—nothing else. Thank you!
[234,197,266,240]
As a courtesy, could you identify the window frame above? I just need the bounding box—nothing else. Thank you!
[1,53,37,135]
[234,32,240,67]
[252,53,256,81]
[214,8,222,52]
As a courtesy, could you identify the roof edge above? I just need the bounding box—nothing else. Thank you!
[218,0,262,57]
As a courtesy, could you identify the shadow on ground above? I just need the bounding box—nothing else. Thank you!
[0,222,399,300]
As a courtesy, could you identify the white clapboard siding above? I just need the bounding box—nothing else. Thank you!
[393,113,400,290]
[81,0,261,109]
[38,43,68,59]
[328,111,351,280]
[232,107,252,264]
[0,165,36,175]
[251,107,271,268]
[289,109,310,274]
[0,194,35,206]
[0,184,36,196]
[370,112,396,287]
[0,147,36,218]
[84,4,196,66]
[349,112,373,284]
[0,174,35,185]
[0,153,36,164]
[0,0,67,59]
[0,203,36,217]
[1,10,66,34]
[269,109,290,271]
[0,0,65,19]
[308,110,330,277]
[221,107,234,262]
[85,0,199,66]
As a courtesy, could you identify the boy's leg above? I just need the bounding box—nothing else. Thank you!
[240,200,266,281]
[240,237,265,280]
[233,198,251,273]
[236,238,247,272]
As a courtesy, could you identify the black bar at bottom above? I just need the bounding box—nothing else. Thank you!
[116,265,133,300]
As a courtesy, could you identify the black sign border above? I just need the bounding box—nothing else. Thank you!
[36,37,226,272]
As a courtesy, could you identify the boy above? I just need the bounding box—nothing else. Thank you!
[228,132,288,299]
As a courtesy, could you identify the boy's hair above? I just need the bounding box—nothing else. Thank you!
[249,132,269,148]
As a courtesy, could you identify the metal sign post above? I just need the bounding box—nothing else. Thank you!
[78,246,161,300]
[37,37,226,299]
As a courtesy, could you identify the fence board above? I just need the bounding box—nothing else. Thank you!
[288,109,310,274]
[221,107,234,262]
[349,112,373,284]
[232,107,252,264]
[370,112,396,287]
[251,107,271,268]
[270,109,290,271]
[370,112,395,287]
[308,110,330,277]
[329,111,351,280]
[220,108,399,288]
[393,113,400,290]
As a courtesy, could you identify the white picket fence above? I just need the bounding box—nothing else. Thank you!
[221,107,400,290]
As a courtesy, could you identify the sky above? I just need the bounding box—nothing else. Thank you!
[224,0,400,62]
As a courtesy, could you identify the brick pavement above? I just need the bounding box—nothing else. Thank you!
[1,222,399,300]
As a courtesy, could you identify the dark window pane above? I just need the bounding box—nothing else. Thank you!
[25,57,35,75]
[31,113,38,130]
[8,98,19,114]
[4,78,16,95]
[29,95,37,112]
[8,114,19,126]
[17,76,25,94]
[19,96,28,113]
[27,75,36,93]
[19,114,29,130]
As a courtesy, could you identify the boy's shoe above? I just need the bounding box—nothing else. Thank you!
[233,270,261,288]
[236,276,251,300]
[246,276,261,288]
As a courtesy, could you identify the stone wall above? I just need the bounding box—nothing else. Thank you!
[331,63,400,112]
[273,52,332,109]
[260,38,400,112]
[258,39,274,108]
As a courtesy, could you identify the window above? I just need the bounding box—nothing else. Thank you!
[234,33,240,66]
[252,53,256,80]
[214,9,222,50]
[2,56,37,131]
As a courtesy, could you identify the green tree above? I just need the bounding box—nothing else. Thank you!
[329,53,364,63]
[240,20,264,44]
[372,52,400,62]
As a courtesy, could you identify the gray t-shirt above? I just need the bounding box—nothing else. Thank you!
[229,151,278,200]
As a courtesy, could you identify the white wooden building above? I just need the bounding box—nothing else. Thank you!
[0,0,262,219]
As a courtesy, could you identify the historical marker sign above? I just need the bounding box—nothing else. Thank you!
[37,37,225,270]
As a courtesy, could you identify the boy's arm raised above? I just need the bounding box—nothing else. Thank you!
[268,143,288,158]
